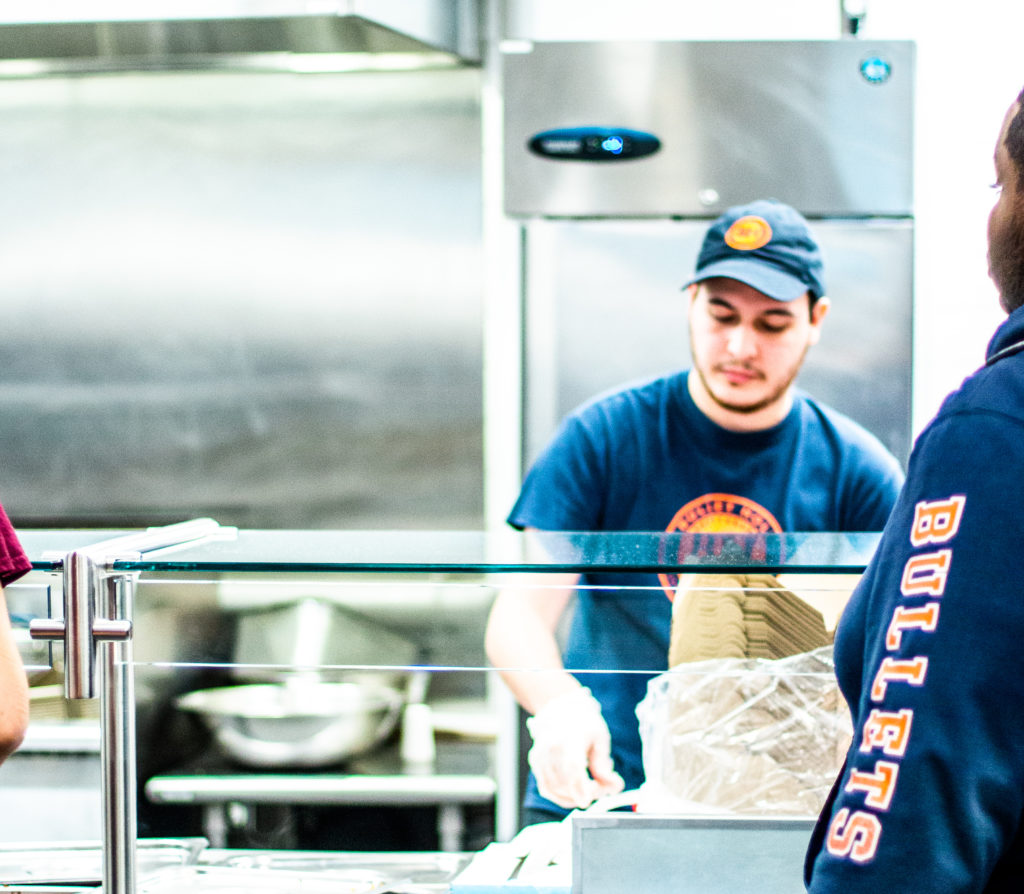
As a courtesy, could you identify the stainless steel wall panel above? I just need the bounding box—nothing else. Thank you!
[0,69,484,529]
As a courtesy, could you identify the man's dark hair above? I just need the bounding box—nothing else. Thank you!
[1008,86,1024,191]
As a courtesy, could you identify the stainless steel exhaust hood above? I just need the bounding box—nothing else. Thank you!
[0,1,481,76]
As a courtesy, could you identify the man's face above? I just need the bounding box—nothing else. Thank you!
[988,101,1024,314]
[687,277,829,429]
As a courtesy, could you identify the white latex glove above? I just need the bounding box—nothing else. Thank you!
[525,687,625,809]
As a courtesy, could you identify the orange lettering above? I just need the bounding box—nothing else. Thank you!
[886,603,940,650]
[871,656,928,701]
[826,808,882,863]
[845,760,899,811]
[910,496,966,546]
[860,709,913,757]
[900,550,952,597]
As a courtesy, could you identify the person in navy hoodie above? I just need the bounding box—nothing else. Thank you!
[806,85,1024,893]
[0,499,31,764]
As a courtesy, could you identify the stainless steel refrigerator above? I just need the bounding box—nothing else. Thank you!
[502,39,915,467]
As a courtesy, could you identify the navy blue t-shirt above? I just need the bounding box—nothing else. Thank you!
[806,306,1024,892]
[508,371,904,814]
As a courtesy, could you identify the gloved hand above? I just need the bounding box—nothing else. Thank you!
[525,686,625,809]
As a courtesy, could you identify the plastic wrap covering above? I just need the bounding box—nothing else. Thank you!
[636,646,851,816]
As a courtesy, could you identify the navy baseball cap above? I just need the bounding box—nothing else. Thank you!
[683,199,826,302]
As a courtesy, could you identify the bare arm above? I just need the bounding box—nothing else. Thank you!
[484,571,582,715]
[0,587,28,762]
[485,568,625,807]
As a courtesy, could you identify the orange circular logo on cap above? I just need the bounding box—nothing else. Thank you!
[724,215,773,251]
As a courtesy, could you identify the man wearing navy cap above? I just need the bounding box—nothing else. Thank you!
[485,199,905,825]
[681,199,830,431]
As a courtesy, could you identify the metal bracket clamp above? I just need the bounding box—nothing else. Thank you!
[29,549,134,699]
[27,517,227,699]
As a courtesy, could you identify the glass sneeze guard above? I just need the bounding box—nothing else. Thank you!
[15,524,881,894]
[24,528,881,576]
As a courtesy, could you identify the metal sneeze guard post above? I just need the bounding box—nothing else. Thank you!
[28,518,231,894]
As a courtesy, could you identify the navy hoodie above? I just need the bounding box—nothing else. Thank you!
[806,305,1024,892]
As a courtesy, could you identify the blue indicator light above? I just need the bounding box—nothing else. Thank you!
[601,135,624,154]
[860,57,892,85]
[527,127,660,162]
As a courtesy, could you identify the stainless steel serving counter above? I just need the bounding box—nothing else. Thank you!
[0,838,471,892]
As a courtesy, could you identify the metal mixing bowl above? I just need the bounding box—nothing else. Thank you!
[176,679,404,768]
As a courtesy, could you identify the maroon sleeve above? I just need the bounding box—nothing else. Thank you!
[0,501,31,588]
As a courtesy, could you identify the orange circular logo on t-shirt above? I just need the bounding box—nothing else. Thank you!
[724,215,773,251]
[658,493,783,598]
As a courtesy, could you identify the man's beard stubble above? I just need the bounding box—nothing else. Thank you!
[689,335,809,418]
[990,198,1024,314]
